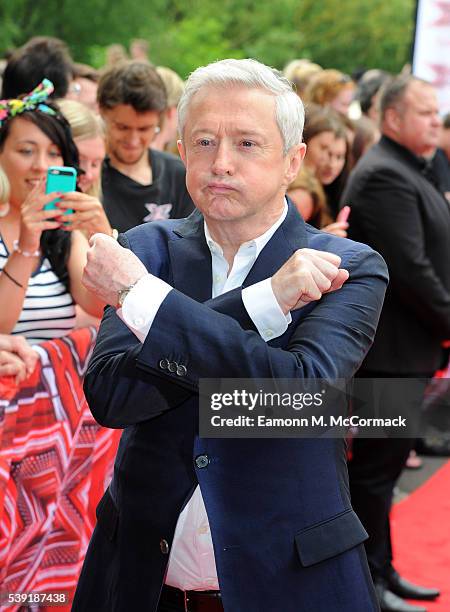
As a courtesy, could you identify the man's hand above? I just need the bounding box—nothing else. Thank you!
[271,249,349,314]
[82,234,148,307]
[0,334,38,383]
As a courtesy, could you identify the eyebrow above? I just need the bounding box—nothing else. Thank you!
[190,128,266,138]
[15,139,59,147]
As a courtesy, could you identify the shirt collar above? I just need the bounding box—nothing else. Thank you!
[204,199,288,259]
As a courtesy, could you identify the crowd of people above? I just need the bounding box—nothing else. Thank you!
[0,35,449,612]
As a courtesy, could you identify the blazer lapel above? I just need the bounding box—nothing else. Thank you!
[243,201,309,288]
[167,201,309,306]
[168,209,212,302]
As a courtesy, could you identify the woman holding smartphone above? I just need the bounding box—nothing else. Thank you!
[0,80,105,343]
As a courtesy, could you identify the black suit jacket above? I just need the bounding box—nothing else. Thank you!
[342,135,450,374]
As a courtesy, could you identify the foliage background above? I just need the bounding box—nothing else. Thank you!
[0,0,416,77]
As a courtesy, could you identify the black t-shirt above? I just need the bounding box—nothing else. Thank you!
[102,149,194,233]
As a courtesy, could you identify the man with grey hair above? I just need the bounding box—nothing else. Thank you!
[343,75,445,612]
[73,58,387,612]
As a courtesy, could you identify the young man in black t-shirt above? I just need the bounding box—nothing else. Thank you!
[98,61,194,233]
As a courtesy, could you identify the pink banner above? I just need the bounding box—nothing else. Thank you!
[413,0,450,114]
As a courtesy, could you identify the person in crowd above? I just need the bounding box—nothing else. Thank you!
[0,79,105,344]
[304,68,356,117]
[152,66,185,154]
[73,57,388,612]
[283,58,322,98]
[98,61,194,232]
[1,36,73,99]
[59,98,111,328]
[351,115,380,169]
[302,104,350,217]
[355,69,392,124]
[66,62,100,112]
[287,166,349,237]
[130,38,151,63]
[58,98,106,199]
[105,43,128,67]
[0,332,37,382]
[342,75,445,612]
[440,113,450,162]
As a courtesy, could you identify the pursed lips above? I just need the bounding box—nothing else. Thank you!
[206,182,236,193]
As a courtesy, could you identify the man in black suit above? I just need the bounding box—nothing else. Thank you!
[342,75,448,612]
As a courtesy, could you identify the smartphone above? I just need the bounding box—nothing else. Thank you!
[44,166,77,214]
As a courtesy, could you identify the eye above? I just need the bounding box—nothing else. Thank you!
[199,138,212,146]
[49,150,61,158]
[19,148,33,156]
[241,141,254,148]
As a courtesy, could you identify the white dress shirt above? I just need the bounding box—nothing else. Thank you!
[118,202,291,590]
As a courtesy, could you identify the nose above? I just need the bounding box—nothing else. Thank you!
[81,161,94,183]
[127,130,140,147]
[432,113,442,128]
[211,141,234,175]
[32,151,48,173]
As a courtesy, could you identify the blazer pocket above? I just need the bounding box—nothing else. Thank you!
[96,488,119,542]
[295,508,368,567]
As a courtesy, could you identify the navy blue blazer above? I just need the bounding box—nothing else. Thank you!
[74,203,387,612]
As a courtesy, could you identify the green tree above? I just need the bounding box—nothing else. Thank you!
[0,0,416,77]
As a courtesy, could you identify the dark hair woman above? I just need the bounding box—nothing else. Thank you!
[0,80,105,343]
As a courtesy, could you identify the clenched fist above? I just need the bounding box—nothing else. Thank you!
[271,248,349,314]
[82,234,148,307]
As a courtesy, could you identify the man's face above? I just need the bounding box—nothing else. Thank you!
[178,86,304,226]
[439,127,450,163]
[101,104,161,165]
[391,82,442,157]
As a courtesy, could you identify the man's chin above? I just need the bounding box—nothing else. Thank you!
[203,202,245,222]
[114,149,146,165]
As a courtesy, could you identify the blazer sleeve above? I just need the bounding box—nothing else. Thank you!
[84,237,387,428]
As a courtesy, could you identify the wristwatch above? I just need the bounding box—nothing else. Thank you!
[117,283,136,308]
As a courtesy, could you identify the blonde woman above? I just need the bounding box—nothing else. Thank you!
[58,98,105,198]
[153,66,185,153]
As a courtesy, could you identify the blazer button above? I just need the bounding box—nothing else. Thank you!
[176,365,187,377]
[195,454,209,469]
[168,361,178,373]
[160,539,169,554]
[159,359,169,370]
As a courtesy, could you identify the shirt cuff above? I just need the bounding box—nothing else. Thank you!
[242,278,291,342]
[117,274,172,343]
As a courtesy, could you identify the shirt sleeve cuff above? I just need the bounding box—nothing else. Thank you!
[117,274,172,343]
[242,278,291,342]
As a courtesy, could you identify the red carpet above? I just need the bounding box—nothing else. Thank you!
[391,460,450,611]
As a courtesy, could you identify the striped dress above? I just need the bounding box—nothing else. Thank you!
[0,233,76,344]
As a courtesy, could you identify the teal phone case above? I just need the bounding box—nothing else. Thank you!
[44,166,77,213]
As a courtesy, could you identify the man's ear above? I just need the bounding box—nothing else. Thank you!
[177,139,187,166]
[285,143,306,186]
[384,107,401,135]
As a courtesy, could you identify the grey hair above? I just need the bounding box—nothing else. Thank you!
[178,58,304,154]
